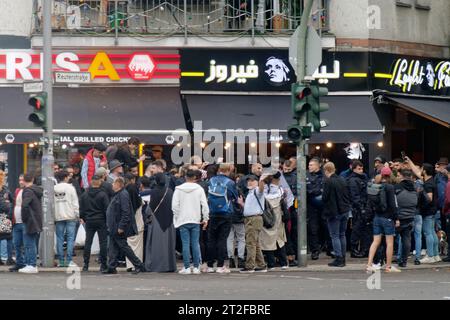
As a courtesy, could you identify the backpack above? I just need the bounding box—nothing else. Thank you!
[254,190,276,229]
[366,183,388,215]
[105,145,118,163]
[208,177,231,214]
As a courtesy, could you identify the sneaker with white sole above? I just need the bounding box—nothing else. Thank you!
[192,268,201,275]
[216,267,231,274]
[420,255,435,264]
[67,261,78,268]
[433,255,442,263]
[385,266,401,273]
[372,263,382,270]
[281,265,289,270]
[178,268,192,275]
[18,265,38,274]
[204,267,215,273]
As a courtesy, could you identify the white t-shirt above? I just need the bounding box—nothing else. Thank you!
[14,189,23,224]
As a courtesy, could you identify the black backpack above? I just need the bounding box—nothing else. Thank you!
[366,183,388,216]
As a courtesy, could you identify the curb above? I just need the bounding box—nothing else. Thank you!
[1,263,448,273]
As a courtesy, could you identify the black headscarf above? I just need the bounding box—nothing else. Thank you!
[149,173,173,232]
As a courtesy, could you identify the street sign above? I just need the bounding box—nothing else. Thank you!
[305,26,322,77]
[288,26,300,76]
[289,26,322,79]
[23,81,44,93]
[54,71,91,84]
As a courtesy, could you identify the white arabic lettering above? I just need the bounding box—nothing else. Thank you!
[435,61,450,90]
[205,59,259,84]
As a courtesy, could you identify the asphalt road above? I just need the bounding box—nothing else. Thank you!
[1,267,450,300]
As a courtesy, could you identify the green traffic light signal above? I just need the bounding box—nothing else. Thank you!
[307,85,329,132]
[28,92,47,129]
[291,83,312,120]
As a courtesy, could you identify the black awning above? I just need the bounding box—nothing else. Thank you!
[185,95,384,143]
[0,87,188,143]
[386,96,450,128]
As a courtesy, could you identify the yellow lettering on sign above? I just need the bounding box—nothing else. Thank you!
[88,52,120,80]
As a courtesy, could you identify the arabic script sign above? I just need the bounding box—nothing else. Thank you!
[180,49,296,91]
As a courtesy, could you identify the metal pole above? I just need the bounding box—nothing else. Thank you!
[41,0,55,268]
[184,0,188,44]
[296,0,313,268]
[251,0,255,45]
[114,0,119,45]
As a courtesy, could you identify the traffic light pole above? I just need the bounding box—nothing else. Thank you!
[296,0,314,268]
[41,0,55,268]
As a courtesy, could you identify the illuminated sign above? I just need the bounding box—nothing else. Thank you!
[0,50,180,85]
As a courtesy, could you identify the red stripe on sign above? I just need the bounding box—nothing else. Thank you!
[155,69,181,73]
[152,75,180,79]
[0,55,5,64]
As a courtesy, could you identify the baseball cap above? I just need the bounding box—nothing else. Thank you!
[246,174,259,181]
[91,174,103,181]
[95,167,108,176]
[374,155,386,163]
[381,167,392,177]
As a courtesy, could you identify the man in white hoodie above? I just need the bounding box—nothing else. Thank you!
[172,169,209,275]
[54,170,80,267]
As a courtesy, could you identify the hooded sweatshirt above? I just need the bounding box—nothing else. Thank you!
[54,182,80,222]
[80,187,109,222]
[395,180,418,221]
[172,182,209,228]
[22,185,43,234]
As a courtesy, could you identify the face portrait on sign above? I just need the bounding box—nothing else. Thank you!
[264,57,291,85]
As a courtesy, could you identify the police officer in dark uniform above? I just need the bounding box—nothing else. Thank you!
[348,160,371,258]
[306,157,325,260]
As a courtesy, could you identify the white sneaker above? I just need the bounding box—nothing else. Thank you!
[216,267,231,274]
[192,267,201,275]
[385,266,401,273]
[433,255,442,263]
[178,268,192,275]
[67,261,78,268]
[18,265,38,274]
[420,255,435,264]
[281,265,289,270]
[204,267,215,273]
[421,249,427,256]
[372,263,382,270]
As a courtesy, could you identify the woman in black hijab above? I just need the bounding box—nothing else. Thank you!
[144,173,176,272]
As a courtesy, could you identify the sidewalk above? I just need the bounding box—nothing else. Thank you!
[1,249,448,273]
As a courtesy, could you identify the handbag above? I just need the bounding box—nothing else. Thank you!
[0,213,12,236]
[145,188,168,225]
[254,190,276,229]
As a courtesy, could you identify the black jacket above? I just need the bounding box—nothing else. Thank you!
[395,180,418,221]
[322,174,351,218]
[21,185,43,234]
[306,170,323,198]
[284,170,297,197]
[106,188,137,238]
[115,147,139,172]
[101,181,114,200]
[348,172,368,213]
[80,187,109,222]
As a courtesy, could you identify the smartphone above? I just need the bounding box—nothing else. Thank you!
[401,151,406,160]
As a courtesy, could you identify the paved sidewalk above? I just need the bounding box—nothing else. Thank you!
[1,248,448,273]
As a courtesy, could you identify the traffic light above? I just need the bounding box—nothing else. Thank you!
[307,85,329,132]
[28,92,47,130]
[291,83,311,120]
[287,124,312,143]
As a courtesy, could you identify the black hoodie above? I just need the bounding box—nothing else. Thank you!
[80,187,109,222]
[22,185,43,234]
[395,180,418,221]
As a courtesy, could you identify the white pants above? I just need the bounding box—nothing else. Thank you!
[227,223,246,259]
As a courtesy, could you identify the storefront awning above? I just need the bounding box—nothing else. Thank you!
[185,95,384,143]
[385,96,450,128]
[0,87,188,143]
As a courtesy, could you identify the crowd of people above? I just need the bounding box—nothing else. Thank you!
[0,137,449,275]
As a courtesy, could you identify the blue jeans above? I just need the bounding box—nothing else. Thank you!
[23,232,39,267]
[13,224,25,267]
[55,220,77,264]
[179,223,201,269]
[0,239,13,260]
[414,215,422,260]
[326,212,349,258]
[435,211,442,231]
[423,215,439,257]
